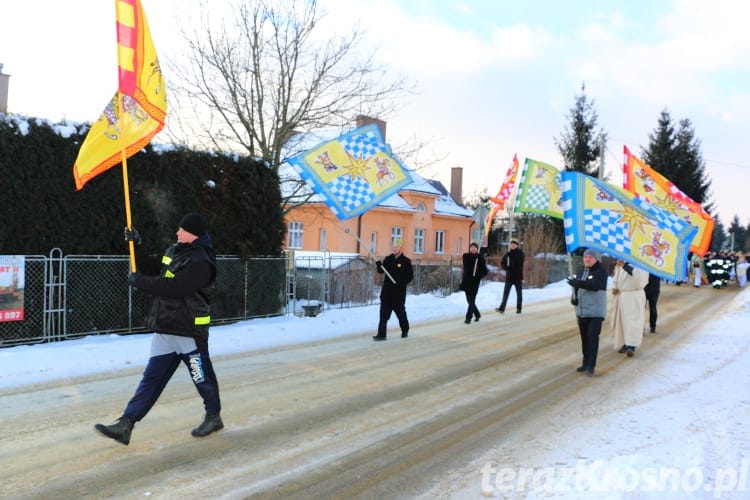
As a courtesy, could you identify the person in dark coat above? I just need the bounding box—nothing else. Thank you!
[95,212,222,445]
[460,242,488,324]
[497,238,524,314]
[567,248,608,376]
[373,239,414,341]
[644,273,660,333]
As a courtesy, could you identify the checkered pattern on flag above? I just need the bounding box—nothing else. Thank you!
[622,145,714,256]
[562,171,696,282]
[514,158,563,219]
[288,124,412,220]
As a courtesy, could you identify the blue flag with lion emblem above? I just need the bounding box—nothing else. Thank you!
[561,172,696,282]
[288,124,412,220]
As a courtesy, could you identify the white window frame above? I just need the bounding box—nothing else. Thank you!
[414,228,425,254]
[391,227,403,247]
[435,230,445,254]
[370,231,377,254]
[319,228,327,251]
[288,221,303,249]
[456,236,463,256]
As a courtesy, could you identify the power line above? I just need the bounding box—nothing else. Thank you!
[604,136,750,170]
[704,159,750,170]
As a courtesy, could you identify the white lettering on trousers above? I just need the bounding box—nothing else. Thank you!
[188,353,205,383]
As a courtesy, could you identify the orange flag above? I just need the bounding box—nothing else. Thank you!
[489,154,520,209]
[481,202,501,247]
[622,145,714,256]
[73,0,166,190]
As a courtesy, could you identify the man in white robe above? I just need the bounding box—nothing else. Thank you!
[611,259,649,357]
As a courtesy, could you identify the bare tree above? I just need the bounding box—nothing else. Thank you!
[518,216,565,288]
[168,0,412,211]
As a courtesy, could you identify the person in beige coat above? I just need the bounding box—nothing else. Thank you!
[611,259,649,357]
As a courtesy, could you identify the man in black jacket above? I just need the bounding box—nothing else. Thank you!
[644,273,660,333]
[497,238,525,314]
[460,242,488,324]
[95,212,222,445]
[373,239,414,340]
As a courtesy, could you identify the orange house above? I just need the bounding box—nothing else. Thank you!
[282,118,475,261]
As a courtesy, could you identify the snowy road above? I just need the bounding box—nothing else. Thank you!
[0,284,741,498]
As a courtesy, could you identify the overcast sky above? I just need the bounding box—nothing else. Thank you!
[2,0,749,228]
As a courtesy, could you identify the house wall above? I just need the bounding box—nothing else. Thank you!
[0,66,9,114]
[285,195,474,260]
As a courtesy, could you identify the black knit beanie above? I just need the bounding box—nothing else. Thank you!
[179,212,207,236]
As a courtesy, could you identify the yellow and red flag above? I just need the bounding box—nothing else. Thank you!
[622,146,714,256]
[73,0,166,190]
[481,202,501,247]
[489,154,520,210]
[480,154,520,246]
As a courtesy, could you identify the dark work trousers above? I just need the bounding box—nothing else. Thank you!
[577,316,603,369]
[645,292,659,331]
[464,289,480,321]
[377,298,409,337]
[499,278,523,312]
[123,349,221,422]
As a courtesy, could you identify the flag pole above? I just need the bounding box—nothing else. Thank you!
[339,219,396,284]
[118,91,137,273]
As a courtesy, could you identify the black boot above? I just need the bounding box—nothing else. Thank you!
[191,413,224,437]
[95,416,133,445]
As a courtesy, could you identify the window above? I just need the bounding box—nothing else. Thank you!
[456,236,463,255]
[319,228,327,251]
[370,232,377,254]
[416,202,426,212]
[288,221,303,249]
[414,228,425,254]
[435,230,445,254]
[391,227,403,247]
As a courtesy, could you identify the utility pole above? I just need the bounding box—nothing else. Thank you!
[597,133,606,180]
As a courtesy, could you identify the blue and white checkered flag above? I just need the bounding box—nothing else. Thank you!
[288,124,412,220]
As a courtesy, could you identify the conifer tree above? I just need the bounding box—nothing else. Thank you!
[555,83,607,177]
[727,215,746,252]
[710,217,726,252]
[642,109,712,210]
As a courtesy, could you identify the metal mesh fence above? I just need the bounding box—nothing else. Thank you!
[0,251,461,347]
[64,255,144,339]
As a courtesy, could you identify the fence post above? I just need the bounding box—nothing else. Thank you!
[44,248,65,342]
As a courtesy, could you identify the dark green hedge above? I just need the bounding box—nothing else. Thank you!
[0,115,285,256]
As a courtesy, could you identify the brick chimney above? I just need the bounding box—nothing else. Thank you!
[355,115,386,140]
[450,166,463,205]
[0,64,9,114]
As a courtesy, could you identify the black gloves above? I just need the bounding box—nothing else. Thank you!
[127,272,140,287]
[566,277,580,288]
[375,260,382,269]
[124,227,142,245]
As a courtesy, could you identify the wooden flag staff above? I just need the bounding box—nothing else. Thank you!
[339,220,396,284]
[119,91,137,273]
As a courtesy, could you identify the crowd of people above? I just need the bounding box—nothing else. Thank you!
[377,240,749,376]
[697,250,749,289]
[95,224,748,446]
